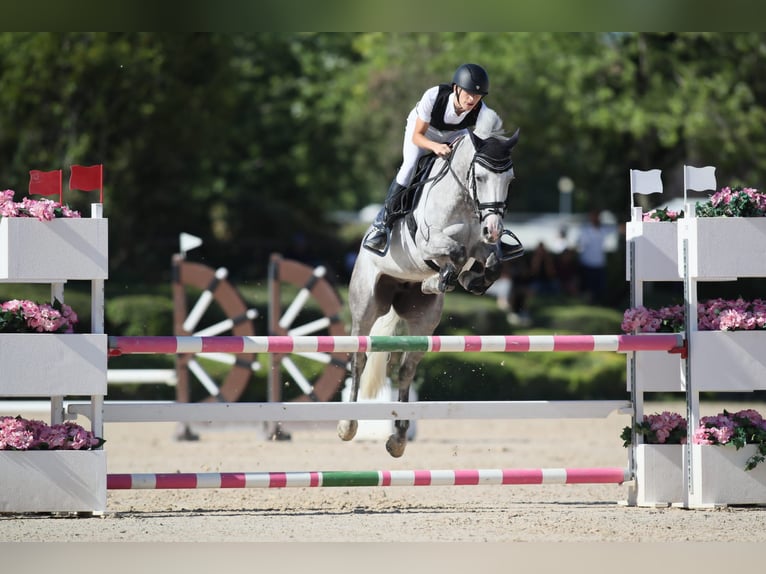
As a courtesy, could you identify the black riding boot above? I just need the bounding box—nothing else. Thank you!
[362,180,407,255]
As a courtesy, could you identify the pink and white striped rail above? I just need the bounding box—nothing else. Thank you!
[108,333,684,356]
[107,467,631,490]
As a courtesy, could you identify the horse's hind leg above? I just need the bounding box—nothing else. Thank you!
[385,350,423,457]
[385,290,444,458]
[337,351,363,441]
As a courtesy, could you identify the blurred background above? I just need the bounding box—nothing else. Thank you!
[3,32,765,285]
[2,32,764,403]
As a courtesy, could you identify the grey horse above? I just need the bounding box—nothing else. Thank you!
[339,116,521,457]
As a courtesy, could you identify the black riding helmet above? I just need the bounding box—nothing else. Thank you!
[452,63,489,96]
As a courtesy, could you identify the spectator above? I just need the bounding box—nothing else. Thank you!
[550,226,570,255]
[576,210,609,303]
[555,247,580,297]
[527,242,559,296]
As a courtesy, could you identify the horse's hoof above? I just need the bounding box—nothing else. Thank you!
[438,266,458,292]
[337,420,358,441]
[385,435,406,458]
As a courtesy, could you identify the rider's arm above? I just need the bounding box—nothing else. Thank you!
[412,118,452,157]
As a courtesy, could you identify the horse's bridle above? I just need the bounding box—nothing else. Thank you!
[446,136,513,222]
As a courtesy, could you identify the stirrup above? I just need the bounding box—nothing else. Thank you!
[497,229,525,261]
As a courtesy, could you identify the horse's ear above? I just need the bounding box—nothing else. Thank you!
[469,130,485,150]
[507,128,520,149]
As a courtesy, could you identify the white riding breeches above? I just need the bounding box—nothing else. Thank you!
[394,108,467,187]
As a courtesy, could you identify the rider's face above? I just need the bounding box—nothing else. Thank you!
[454,87,483,113]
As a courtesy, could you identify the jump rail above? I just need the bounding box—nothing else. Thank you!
[107,467,632,490]
[67,400,632,423]
[108,333,685,356]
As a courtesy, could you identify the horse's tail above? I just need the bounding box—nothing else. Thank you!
[359,307,400,399]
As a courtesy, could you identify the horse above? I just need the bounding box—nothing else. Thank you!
[338,115,522,457]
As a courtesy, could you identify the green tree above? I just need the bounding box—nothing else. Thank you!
[3,33,766,286]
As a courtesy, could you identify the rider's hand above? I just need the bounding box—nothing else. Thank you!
[434,143,452,157]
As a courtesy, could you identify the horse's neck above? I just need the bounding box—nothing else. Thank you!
[416,150,474,228]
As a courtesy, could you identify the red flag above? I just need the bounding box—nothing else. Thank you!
[70,164,104,203]
[29,169,63,202]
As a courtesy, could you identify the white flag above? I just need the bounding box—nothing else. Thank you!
[180,232,203,254]
[684,165,717,192]
[630,169,663,195]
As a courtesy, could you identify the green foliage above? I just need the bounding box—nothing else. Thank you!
[100,280,630,403]
[409,291,628,401]
[416,346,627,401]
[3,32,766,284]
[105,294,174,336]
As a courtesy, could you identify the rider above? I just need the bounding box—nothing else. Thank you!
[363,63,501,255]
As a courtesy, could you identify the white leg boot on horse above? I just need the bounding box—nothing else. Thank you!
[362,180,408,256]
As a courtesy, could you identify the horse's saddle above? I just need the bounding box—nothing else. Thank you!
[401,153,439,239]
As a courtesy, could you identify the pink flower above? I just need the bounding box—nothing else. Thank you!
[59,205,81,218]
[710,187,733,207]
[22,197,58,221]
[1,299,78,334]
[695,414,737,445]
[0,191,80,220]
[638,411,687,444]
[0,416,102,451]
[623,297,766,334]
[621,306,658,333]
[734,409,766,430]
[718,309,746,331]
[0,189,19,216]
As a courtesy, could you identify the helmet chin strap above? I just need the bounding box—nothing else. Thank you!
[453,86,465,113]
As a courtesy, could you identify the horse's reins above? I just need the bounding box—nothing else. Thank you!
[416,135,514,274]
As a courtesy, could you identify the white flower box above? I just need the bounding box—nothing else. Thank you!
[0,217,108,281]
[679,217,766,279]
[685,444,766,507]
[689,331,766,391]
[626,220,680,281]
[633,444,766,507]
[628,350,683,393]
[633,444,683,506]
[0,334,107,396]
[0,450,106,513]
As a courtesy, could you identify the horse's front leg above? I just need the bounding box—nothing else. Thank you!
[459,247,501,295]
[418,225,468,294]
[337,352,363,441]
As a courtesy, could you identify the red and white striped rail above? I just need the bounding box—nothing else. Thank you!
[107,467,631,490]
[108,333,685,356]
